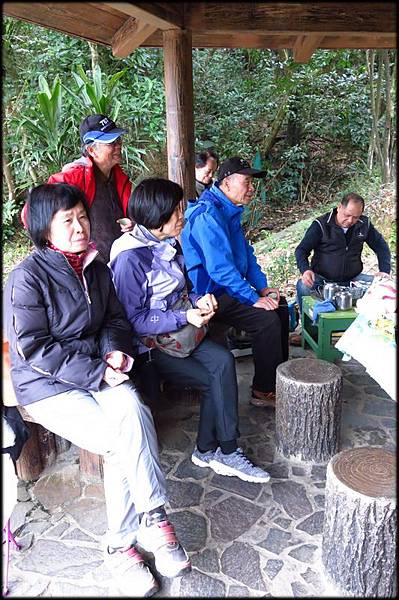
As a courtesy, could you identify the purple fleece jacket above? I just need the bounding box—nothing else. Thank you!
[109,224,201,354]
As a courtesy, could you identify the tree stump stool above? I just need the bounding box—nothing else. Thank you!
[322,446,396,597]
[275,358,342,462]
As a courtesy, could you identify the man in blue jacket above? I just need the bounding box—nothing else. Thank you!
[182,156,289,408]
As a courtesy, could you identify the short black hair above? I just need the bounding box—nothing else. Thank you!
[341,193,365,210]
[195,150,219,168]
[26,183,90,248]
[128,178,183,229]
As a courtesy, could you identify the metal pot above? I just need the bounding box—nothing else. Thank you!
[334,290,353,311]
[323,283,339,301]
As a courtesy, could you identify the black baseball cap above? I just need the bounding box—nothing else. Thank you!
[80,114,128,144]
[217,156,266,182]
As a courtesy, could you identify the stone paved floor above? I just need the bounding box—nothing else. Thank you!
[4,346,396,597]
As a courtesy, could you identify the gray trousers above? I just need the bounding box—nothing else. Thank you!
[25,381,167,548]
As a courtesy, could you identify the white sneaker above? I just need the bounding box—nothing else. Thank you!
[191,446,216,467]
[104,545,159,597]
[209,447,271,483]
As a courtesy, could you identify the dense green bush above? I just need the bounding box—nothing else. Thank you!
[2,17,396,246]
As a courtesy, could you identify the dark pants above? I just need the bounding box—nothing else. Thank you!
[148,338,240,452]
[214,293,289,393]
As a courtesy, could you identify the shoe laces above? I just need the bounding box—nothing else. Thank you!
[235,448,255,467]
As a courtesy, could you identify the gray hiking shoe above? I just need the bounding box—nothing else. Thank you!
[209,447,271,483]
[191,447,216,468]
[104,545,159,597]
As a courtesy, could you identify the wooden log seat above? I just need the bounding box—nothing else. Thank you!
[2,340,102,481]
[322,446,396,597]
[275,358,343,462]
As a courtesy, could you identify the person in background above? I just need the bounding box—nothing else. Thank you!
[182,156,289,409]
[290,192,391,345]
[6,183,190,597]
[109,177,271,484]
[195,149,219,198]
[22,114,133,263]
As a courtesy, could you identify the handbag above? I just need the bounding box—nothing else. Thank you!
[140,293,207,358]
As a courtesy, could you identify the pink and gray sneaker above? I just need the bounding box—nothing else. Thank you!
[136,508,191,578]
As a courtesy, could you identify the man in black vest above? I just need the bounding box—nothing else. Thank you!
[291,193,391,344]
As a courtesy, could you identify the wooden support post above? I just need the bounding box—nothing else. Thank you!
[163,29,196,201]
[275,358,343,462]
[322,447,396,597]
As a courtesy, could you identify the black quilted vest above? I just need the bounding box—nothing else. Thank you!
[311,209,370,281]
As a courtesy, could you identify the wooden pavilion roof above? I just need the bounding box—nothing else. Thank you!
[3,2,396,62]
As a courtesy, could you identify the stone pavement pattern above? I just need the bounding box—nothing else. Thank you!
[4,346,396,597]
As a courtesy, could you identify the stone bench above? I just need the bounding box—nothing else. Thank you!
[275,358,343,463]
[322,446,396,597]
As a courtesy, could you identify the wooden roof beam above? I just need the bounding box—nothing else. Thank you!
[143,30,396,50]
[293,35,324,63]
[111,16,157,57]
[103,2,183,30]
[186,2,396,35]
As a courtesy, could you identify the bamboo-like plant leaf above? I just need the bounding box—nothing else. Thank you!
[85,84,103,112]
[37,93,55,130]
[38,74,52,97]
[108,68,128,94]
[19,118,47,138]
[92,64,103,101]
[71,73,92,106]
[76,64,90,84]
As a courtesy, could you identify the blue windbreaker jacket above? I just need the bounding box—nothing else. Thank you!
[181,183,267,306]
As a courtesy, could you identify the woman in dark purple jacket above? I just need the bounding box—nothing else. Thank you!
[110,178,271,485]
[4,183,190,597]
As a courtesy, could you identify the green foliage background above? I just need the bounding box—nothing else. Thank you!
[2,17,396,278]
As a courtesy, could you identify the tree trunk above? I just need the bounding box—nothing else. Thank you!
[2,110,17,204]
[262,96,290,157]
[2,153,16,204]
[275,358,342,462]
[366,49,397,183]
[21,131,38,184]
[322,447,396,597]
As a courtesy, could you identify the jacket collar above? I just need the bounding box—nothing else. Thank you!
[209,182,244,217]
[328,207,366,230]
[109,224,177,264]
[38,244,98,271]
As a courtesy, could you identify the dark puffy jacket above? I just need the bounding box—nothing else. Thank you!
[295,208,391,282]
[4,247,135,406]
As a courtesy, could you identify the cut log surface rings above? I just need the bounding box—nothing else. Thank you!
[275,358,343,463]
[322,446,396,597]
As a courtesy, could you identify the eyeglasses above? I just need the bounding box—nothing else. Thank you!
[109,138,122,147]
[86,137,122,149]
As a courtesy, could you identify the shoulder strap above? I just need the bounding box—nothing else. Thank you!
[2,407,31,464]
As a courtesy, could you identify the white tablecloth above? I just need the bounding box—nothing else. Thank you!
[336,313,396,400]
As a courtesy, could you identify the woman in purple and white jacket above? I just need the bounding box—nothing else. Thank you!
[109,178,270,484]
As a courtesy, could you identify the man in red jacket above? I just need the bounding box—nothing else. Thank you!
[22,114,133,262]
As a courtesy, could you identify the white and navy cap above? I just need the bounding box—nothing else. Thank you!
[80,114,128,144]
